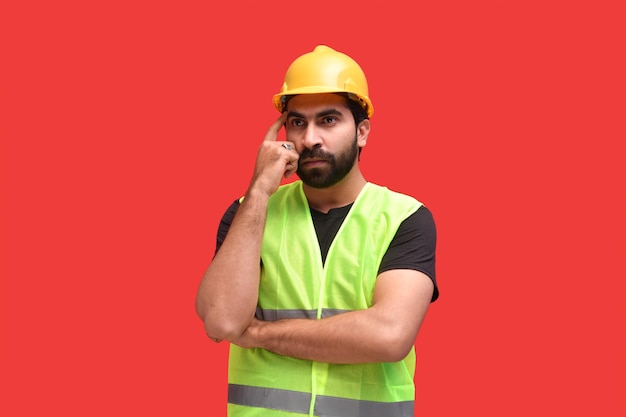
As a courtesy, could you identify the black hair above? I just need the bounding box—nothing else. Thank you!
[339,93,370,125]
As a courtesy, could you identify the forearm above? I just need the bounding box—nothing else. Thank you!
[248,307,418,364]
[236,271,434,363]
[195,188,269,341]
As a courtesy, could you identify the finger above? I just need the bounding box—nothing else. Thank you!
[280,142,295,152]
[263,112,288,142]
[284,158,298,179]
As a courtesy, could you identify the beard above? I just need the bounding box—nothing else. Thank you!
[296,134,359,189]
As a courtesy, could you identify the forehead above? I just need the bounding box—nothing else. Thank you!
[286,93,350,116]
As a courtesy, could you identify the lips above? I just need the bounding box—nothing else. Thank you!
[300,158,327,167]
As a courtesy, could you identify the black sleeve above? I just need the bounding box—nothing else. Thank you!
[214,199,240,256]
[378,205,439,302]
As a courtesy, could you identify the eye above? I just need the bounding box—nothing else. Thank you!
[322,116,337,124]
[290,119,305,127]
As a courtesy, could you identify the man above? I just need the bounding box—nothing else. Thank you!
[195,45,439,417]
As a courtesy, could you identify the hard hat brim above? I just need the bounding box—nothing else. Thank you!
[273,87,374,118]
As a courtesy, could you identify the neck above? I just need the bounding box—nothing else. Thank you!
[302,168,367,214]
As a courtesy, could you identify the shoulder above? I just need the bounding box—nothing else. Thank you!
[393,206,436,249]
[406,205,436,230]
[366,183,422,205]
[360,183,423,222]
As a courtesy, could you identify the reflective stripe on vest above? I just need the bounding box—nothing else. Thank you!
[229,384,414,417]
[256,307,351,321]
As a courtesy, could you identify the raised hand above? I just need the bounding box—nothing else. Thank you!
[248,113,299,197]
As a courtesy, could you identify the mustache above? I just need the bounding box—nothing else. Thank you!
[299,147,334,161]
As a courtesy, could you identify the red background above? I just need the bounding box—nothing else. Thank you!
[1,1,624,416]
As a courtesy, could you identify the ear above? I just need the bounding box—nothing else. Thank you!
[356,119,370,147]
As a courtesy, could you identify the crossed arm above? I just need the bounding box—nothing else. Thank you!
[232,269,434,364]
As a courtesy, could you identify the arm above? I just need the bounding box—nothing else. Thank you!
[195,113,299,342]
[232,269,434,364]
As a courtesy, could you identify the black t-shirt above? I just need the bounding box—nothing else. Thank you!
[215,200,439,302]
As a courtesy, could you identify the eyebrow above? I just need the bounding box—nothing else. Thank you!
[287,109,344,119]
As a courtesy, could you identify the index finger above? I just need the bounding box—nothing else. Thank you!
[263,112,288,142]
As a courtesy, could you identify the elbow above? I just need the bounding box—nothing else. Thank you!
[377,329,417,362]
[381,341,414,363]
[196,296,255,342]
[203,322,240,343]
[196,297,239,341]
[199,311,250,342]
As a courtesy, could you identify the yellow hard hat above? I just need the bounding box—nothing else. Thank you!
[273,45,374,118]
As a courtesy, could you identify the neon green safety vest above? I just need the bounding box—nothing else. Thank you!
[228,181,423,417]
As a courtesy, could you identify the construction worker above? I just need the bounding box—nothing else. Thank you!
[195,45,439,417]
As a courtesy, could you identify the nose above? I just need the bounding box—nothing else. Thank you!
[301,124,323,149]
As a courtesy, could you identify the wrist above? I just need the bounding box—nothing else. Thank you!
[244,185,273,203]
[251,319,271,350]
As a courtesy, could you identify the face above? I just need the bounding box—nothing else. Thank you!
[285,94,367,189]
